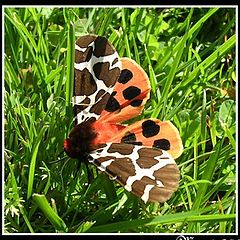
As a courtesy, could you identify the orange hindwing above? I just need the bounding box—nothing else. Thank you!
[99,57,151,124]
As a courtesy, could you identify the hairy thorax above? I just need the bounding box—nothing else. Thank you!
[64,118,124,159]
[64,119,97,158]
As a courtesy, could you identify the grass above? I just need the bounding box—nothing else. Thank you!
[4,7,236,234]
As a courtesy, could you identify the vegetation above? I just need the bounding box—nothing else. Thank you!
[4,7,236,233]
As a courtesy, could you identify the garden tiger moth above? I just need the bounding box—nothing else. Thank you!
[64,34,183,203]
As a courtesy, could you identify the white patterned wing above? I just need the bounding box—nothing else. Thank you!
[89,143,179,203]
[73,35,121,124]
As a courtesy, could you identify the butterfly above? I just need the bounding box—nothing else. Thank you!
[64,34,183,203]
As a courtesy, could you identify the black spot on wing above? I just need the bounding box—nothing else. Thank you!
[106,157,136,184]
[142,120,160,138]
[152,164,180,196]
[74,68,97,96]
[105,91,120,112]
[105,97,120,112]
[130,99,143,107]
[96,144,107,153]
[74,97,90,117]
[89,92,111,115]
[121,132,137,143]
[123,86,141,100]
[95,89,106,102]
[107,143,134,155]
[75,35,96,63]
[118,69,133,84]
[76,35,96,48]
[93,62,119,87]
[94,156,113,167]
[93,36,115,57]
[136,157,159,168]
[121,132,143,146]
[75,46,93,63]
[153,139,171,150]
[137,146,163,158]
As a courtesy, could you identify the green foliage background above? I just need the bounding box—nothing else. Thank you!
[4,7,236,233]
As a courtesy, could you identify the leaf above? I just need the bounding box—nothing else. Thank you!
[219,99,235,129]
[27,125,48,199]
[76,221,96,233]
[33,194,68,232]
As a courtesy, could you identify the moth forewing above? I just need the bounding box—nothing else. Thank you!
[73,35,121,124]
[89,143,179,203]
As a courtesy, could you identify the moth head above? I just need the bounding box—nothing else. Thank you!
[64,120,97,159]
[63,138,80,158]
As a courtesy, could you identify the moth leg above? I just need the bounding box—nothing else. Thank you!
[76,157,94,185]
[85,161,94,184]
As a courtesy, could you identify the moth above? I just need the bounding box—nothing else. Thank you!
[64,34,183,203]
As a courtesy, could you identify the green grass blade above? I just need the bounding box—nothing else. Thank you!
[87,210,199,232]
[152,9,192,118]
[65,20,75,130]
[33,194,68,232]
[188,139,224,232]
[27,125,48,199]
[171,34,236,96]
